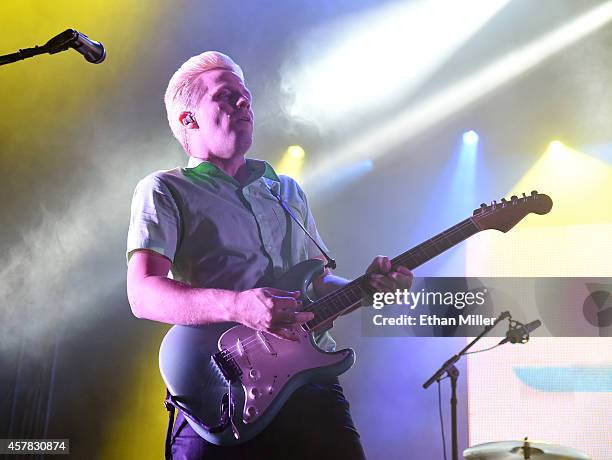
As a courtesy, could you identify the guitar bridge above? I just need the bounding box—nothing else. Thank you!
[212,349,243,383]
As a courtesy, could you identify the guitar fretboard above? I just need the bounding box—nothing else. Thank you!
[304,217,480,329]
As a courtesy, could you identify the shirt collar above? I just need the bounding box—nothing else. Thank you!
[185,157,280,185]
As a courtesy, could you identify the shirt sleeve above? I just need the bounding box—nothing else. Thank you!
[126,173,181,263]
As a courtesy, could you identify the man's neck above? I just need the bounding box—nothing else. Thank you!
[187,155,251,184]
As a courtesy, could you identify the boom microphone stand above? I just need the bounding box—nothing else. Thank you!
[0,29,105,66]
[422,311,511,460]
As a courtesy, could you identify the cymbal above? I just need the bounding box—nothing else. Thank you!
[463,439,590,460]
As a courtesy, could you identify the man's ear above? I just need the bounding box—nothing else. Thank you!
[179,111,198,128]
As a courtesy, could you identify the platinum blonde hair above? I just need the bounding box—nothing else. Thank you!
[164,51,244,151]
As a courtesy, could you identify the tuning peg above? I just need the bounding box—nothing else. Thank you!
[522,193,527,199]
[473,203,488,215]
[500,198,508,207]
[510,195,518,204]
[491,200,497,208]
[531,190,538,196]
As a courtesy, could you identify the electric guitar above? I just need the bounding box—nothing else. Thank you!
[158,191,553,445]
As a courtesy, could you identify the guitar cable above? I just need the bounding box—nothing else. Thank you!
[228,381,240,440]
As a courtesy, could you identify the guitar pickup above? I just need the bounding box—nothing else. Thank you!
[256,331,277,356]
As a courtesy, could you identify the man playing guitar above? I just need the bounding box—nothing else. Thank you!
[126,51,412,459]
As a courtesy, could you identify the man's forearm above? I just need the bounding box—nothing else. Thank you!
[128,275,238,326]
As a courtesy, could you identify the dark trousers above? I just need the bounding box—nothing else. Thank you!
[170,379,366,459]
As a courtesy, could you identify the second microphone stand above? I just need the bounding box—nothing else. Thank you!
[422,311,510,460]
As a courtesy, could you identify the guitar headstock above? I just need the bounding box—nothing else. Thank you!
[472,191,552,232]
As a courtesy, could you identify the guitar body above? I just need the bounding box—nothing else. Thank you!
[158,259,356,446]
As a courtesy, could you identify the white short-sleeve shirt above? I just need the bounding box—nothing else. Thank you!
[127,158,335,351]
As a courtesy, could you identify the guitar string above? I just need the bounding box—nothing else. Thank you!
[302,197,528,315]
[218,205,510,359]
[217,205,507,360]
[219,199,535,359]
[300,217,480,314]
[217,213,485,359]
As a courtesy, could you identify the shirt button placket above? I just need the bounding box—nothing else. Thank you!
[245,186,272,256]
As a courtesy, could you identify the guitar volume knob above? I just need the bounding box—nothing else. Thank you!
[246,406,259,420]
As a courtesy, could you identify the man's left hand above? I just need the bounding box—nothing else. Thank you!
[366,256,413,293]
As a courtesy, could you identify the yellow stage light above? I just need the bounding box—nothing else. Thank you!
[466,143,612,277]
[276,145,306,181]
[547,140,568,157]
[0,2,178,458]
[288,145,305,159]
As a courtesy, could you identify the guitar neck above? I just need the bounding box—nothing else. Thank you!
[305,217,481,329]
[390,217,480,270]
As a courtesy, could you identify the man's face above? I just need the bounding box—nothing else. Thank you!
[188,68,254,160]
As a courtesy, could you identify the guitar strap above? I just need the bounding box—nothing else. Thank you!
[268,187,337,270]
[163,389,232,459]
[163,390,175,460]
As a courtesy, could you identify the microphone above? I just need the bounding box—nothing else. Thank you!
[498,319,541,345]
[69,30,106,64]
[44,29,106,64]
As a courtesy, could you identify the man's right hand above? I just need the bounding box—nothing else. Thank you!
[233,288,314,341]
[128,250,314,334]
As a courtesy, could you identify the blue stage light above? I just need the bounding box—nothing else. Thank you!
[462,130,479,145]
